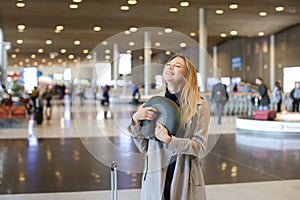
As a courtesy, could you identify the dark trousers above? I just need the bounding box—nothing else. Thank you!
[216,103,225,123]
[276,100,282,112]
[292,99,300,112]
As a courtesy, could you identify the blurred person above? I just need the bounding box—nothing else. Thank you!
[131,84,141,105]
[1,89,12,106]
[289,82,300,112]
[42,85,54,108]
[101,85,110,106]
[255,77,270,110]
[233,83,238,93]
[272,81,283,112]
[211,81,229,124]
[30,86,40,109]
[128,55,210,200]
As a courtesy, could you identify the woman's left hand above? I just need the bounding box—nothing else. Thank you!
[155,121,172,143]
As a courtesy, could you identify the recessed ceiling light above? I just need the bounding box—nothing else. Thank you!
[15,48,20,53]
[69,4,78,9]
[86,55,92,60]
[33,62,38,66]
[56,25,64,31]
[105,55,111,60]
[220,33,227,38]
[102,41,108,45]
[58,59,63,63]
[105,49,111,54]
[155,42,161,47]
[93,26,101,32]
[50,54,56,59]
[259,11,267,16]
[31,54,36,59]
[17,24,26,32]
[165,28,173,33]
[38,48,44,53]
[83,49,89,54]
[126,50,132,54]
[73,0,82,3]
[275,6,284,12]
[74,40,80,45]
[124,30,131,35]
[128,0,137,5]
[169,7,178,12]
[180,2,189,7]
[179,42,187,48]
[215,9,224,15]
[120,5,130,11]
[45,39,52,45]
[19,61,24,65]
[60,49,67,54]
[16,39,23,44]
[190,32,196,37]
[129,27,138,32]
[11,54,17,59]
[229,4,238,10]
[138,56,143,60]
[42,59,47,63]
[16,1,25,8]
[25,58,30,63]
[258,32,265,36]
[165,50,171,55]
[68,54,75,59]
[230,30,238,36]
[129,42,135,46]
[48,62,53,66]
[55,29,61,33]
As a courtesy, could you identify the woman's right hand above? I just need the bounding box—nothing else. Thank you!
[132,103,157,124]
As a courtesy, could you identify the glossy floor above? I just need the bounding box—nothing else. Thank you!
[0,98,299,199]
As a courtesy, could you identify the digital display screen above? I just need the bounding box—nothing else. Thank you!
[23,67,38,92]
[118,54,132,75]
[232,57,242,69]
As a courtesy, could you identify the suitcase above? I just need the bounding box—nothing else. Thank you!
[253,110,277,120]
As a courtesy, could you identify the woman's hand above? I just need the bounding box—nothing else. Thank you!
[132,103,157,124]
[155,121,172,143]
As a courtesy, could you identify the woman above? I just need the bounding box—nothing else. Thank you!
[128,55,210,200]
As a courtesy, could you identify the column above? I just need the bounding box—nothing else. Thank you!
[144,31,151,96]
[113,43,119,88]
[199,8,207,92]
[0,27,4,85]
[270,34,275,90]
[213,46,218,77]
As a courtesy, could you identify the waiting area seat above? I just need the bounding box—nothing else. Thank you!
[0,105,27,119]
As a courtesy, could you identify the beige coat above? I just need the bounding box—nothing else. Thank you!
[128,98,210,200]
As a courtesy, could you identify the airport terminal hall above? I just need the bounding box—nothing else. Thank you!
[1,0,300,200]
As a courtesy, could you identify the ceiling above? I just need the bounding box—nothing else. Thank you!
[0,0,299,67]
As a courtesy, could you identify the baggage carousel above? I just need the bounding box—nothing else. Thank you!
[236,112,300,133]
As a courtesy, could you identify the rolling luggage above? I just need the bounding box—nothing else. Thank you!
[253,110,277,120]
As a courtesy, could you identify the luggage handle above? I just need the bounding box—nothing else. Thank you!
[111,161,118,200]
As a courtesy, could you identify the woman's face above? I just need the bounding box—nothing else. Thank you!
[163,56,186,83]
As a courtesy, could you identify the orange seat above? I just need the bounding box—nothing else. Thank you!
[0,106,10,118]
[10,106,27,118]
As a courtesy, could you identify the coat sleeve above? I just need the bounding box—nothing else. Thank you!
[166,99,210,158]
[127,120,149,153]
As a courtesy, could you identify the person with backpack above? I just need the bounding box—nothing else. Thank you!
[211,81,229,124]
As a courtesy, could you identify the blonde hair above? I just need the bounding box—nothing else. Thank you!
[167,55,200,124]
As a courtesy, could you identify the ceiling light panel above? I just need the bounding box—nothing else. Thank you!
[128,0,137,5]
[275,6,284,12]
[229,4,238,10]
[259,11,268,16]
[180,2,189,7]
[215,9,224,15]
[120,6,130,11]
[169,7,178,12]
